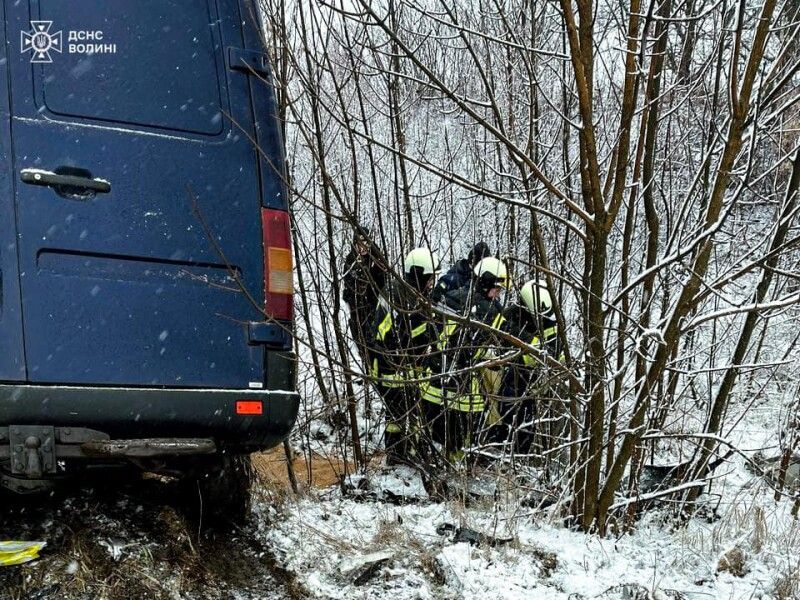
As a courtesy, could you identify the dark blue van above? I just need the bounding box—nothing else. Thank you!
[0,0,298,514]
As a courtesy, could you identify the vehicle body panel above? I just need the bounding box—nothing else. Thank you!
[0,384,299,449]
[0,0,26,382]
[6,0,268,388]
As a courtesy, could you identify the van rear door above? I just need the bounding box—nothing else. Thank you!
[6,0,267,388]
[0,2,25,382]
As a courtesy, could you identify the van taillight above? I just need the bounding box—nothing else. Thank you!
[262,208,293,321]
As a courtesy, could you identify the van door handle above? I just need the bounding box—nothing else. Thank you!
[228,47,269,78]
[20,169,111,194]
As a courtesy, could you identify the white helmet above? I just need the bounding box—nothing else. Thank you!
[520,279,553,318]
[404,247,439,276]
[473,257,509,288]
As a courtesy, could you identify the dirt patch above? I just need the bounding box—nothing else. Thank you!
[252,447,355,491]
[0,450,357,599]
[0,470,305,600]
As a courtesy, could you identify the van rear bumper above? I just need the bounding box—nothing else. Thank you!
[0,383,299,452]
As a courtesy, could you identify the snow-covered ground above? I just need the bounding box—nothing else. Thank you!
[1,415,796,599]
[259,380,799,600]
[260,476,797,599]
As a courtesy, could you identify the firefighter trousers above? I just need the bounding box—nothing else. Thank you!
[376,382,419,464]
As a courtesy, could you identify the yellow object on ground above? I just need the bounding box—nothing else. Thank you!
[0,541,46,566]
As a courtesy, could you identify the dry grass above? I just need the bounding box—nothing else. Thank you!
[371,518,404,546]
[773,569,800,600]
[716,546,748,577]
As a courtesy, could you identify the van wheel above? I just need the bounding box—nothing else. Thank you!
[185,454,252,524]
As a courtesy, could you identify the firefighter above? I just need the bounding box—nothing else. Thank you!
[421,256,508,461]
[430,241,491,303]
[342,231,386,365]
[370,247,439,465]
[492,278,564,455]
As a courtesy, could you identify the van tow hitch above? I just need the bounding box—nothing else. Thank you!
[0,429,217,493]
[5,426,57,478]
[0,426,110,480]
[0,426,68,493]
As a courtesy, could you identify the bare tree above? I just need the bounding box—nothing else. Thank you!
[258,0,800,532]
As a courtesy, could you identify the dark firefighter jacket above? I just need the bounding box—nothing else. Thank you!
[342,249,386,324]
[494,304,563,398]
[421,286,504,412]
[369,281,435,387]
[430,259,472,304]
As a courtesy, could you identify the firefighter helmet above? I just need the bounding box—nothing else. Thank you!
[467,241,491,267]
[520,279,554,319]
[473,257,509,290]
[404,247,439,275]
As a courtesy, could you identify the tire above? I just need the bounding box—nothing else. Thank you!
[184,453,253,524]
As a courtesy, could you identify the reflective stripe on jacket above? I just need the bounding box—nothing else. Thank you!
[521,325,562,367]
[420,377,484,412]
[496,306,564,398]
[370,285,434,384]
[422,307,505,412]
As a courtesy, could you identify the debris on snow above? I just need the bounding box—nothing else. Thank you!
[338,550,395,585]
[0,541,47,567]
[747,451,800,489]
[98,538,128,561]
[435,522,513,547]
[341,466,428,504]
